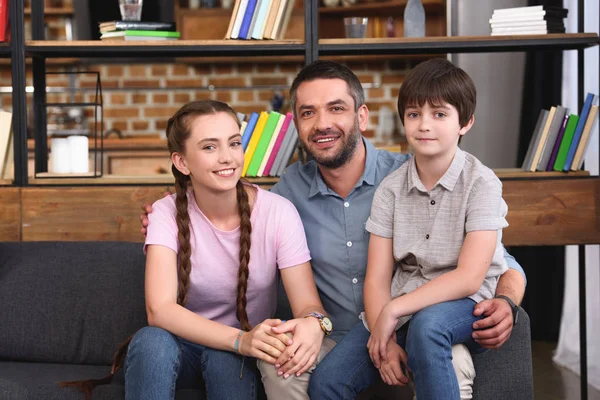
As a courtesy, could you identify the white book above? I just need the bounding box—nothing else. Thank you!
[268,0,288,40]
[492,25,562,33]
[231,0,249,39]
[0,110,12,176]
[240,120,248,138]
[490,21,557,28]
[491,30,553,36]
[251,0,272,39]
[493,5,559,15]
[489,12,558,23]
[257,113,285,176]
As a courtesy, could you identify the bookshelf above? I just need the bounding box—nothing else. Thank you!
[3,2,600,397]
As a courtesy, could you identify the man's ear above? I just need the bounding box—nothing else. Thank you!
[357,104,369,132]
[171,152,190,176]
[459,115,475,136]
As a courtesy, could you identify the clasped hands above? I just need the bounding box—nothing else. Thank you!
[237,317,324,378]
[366,305,411,386]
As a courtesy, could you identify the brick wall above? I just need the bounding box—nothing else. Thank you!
[0,59,415,143]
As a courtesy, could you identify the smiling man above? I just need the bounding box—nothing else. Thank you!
[267,60,527,399]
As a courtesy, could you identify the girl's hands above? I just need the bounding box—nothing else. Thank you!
[367,304,398,368]
[270,317,325,378]
[238,319,293,364]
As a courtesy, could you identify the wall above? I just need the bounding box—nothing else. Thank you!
[0,59,411,142]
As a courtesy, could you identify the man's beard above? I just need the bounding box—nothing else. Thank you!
[302,119,361,169]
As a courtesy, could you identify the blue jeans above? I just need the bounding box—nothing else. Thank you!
[124,326,261,400]
[308,298,484,400]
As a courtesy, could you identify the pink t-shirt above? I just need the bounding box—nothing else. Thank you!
[144,186,311,329]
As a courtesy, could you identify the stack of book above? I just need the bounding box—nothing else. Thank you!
[522,92,599,172]
[225,0,296,40]
[489,5,567,36]
[240,111,298,177]
[99,21,180,41]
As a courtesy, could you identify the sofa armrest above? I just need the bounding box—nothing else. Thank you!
[472,307,534,400]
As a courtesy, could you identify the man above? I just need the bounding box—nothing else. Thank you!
[141,60,525,398]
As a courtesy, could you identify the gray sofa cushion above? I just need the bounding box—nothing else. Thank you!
[0,361,205,400]
[0,242,147,365]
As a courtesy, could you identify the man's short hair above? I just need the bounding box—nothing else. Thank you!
[289,60,365,117]
[397,58,476,128]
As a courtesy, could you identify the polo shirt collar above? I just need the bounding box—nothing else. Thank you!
[308,136,376,198]
[407,147,466,193]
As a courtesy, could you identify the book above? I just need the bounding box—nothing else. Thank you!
[263,113,293,176]
[491,28,565,36]
[0,0,8,43]
[275,0,296,39]
[536,105,568,171]
[263,0,281,39]
[225,0,243,39]
[258,112,285,176]
[571,105,599,170]
[270,121,295,176]
[242,112,259,151]
[489,13,566,23]
[492,5,568,16]
[553,114,579,171]
[251,0,272,40]
[275,125,298,176]
[99,21,176,34]
[100,30,180,40]
[231,0,249,39]
[546,114,569,171]
[521,109,548,171]
[490,20,565,28]
[239,120,248,139]
[242,111,268,176]
[246,0,263,39]
[238,0,258,40]
[246,111,281,176]
[563,93,597,171]
[0,110,12,176]
[269,0,289,40]
[528,106,556,172]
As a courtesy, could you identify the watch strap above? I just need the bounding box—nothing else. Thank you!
[495,295,519,325]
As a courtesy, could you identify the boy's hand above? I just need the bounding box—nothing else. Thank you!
[140,192,171,237]
[378,335,410,386]
[367,305,398,368]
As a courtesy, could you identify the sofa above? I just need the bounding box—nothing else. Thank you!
[0,241,534,400]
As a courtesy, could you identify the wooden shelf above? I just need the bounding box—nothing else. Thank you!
[25,40,306,58]
[0,57,80,65]
[24,7,75,16]
[0,179,13,185]
[319,0,444,16]
[494,168,590,180]
[27,174,280,186]
[320,33,600,55]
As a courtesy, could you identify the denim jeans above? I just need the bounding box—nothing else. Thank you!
[308,298,484,400]
[124,326,261,400]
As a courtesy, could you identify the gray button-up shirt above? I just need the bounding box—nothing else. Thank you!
[366,148,509,329]
[272,138,525,342]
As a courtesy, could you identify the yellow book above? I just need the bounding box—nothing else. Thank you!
[571,105,598,170]
[242,111,268,176]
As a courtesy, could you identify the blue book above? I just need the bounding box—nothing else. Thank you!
[563,93,596,171]
[242,112,259,151]
[238,0,258,40]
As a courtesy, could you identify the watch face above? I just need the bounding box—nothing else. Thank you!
[322,317,333,332]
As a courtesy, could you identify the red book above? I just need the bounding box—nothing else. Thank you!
[263,112,293,176]
[0,0,9,43]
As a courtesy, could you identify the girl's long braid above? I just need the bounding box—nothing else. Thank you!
[173,166,192,307]
[236,180,252,332]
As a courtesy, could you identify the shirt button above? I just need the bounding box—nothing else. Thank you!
[430,200,436,205]
[344,202,350,208]
[352,278,358,284]
[347,241,353,247]
[425,234,430,239]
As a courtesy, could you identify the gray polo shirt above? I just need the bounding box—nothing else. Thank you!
[366,148,509,329]
[272,138,523,342]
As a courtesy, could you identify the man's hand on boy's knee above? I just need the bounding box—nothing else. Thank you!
[140,192,171,237]
[471,298,513,349]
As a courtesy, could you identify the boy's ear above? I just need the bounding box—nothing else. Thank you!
[172,152,190,176]
[459,115,475,136]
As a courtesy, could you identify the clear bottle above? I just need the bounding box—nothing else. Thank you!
[404,0,425,37]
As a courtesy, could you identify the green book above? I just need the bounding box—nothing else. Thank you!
[553,114,579,171]
[246,111,281,177]
[100,30,181,39]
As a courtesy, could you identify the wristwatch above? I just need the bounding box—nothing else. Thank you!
[495,295,519,326]
[305,312,333,336]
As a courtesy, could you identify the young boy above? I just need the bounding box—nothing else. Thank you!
[363,58,509,400]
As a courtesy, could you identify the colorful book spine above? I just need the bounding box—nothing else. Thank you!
[546,114,568,171]
[563,93,596,171]
[242,112,259,151]
[246,111,281,176]
[258,113,285,176]
[553,114,579,171]
[238,0,258,40]
[242,111,268,176]
[264,113,293,176]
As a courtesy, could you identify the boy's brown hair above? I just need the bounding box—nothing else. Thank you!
[397,58,476,128]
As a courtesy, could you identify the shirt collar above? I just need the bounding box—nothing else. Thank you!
[308,137,377,198]
[407,147,466,193]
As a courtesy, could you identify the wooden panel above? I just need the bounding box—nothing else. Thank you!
[0,187,21,241]
[21,187,172,242]
[107,151,171,175]
[502,178,600,246]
